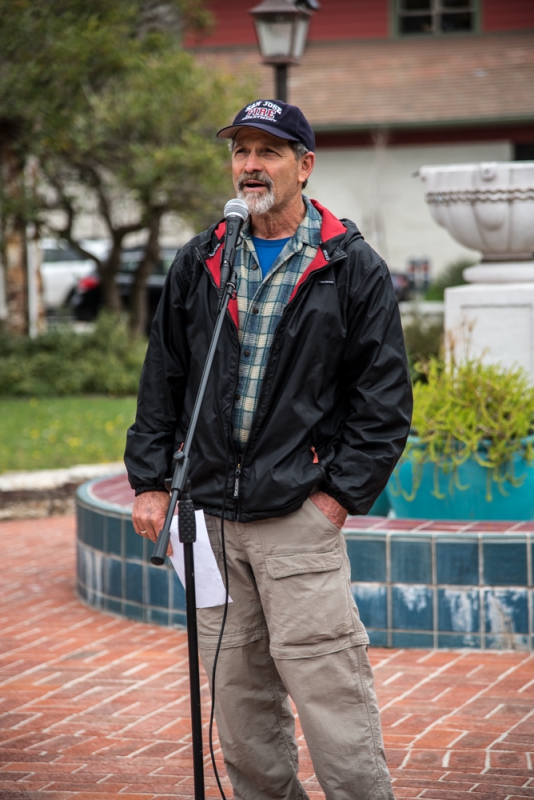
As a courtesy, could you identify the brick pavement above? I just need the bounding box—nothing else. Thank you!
[1,516,533,799]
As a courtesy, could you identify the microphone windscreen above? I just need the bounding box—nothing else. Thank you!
[224,198,249,222]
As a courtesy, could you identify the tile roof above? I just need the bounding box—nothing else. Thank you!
[192,32,534,130]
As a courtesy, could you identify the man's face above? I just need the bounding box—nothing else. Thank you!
[231,128,312,216]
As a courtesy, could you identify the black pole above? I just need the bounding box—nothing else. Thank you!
[150,265,238,800]
[179,494,205,800]
[275,63,288,103]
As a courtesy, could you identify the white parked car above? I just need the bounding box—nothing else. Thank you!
[40,238,110,310]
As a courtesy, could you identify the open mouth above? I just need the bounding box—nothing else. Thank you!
[238,172,273,193]
[242,180,268,191]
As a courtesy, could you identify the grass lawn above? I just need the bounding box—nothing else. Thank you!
[0,396,138,473]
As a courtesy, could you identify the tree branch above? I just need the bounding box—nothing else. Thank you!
[39,163,104,268]
[81,165,115,233]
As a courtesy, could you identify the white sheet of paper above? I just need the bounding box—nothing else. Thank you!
[169,510,232,609]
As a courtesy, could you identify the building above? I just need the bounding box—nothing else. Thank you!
[189,0,534,277]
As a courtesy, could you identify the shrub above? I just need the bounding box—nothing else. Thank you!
[402,314,443,378]
[395,355,534,501]
[0,313,147,396]
[424,258,475,301]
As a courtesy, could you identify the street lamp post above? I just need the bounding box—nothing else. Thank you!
[249,0,319,103]
[275,63,289,104]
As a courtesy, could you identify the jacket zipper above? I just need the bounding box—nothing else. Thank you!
[234,454,243,499]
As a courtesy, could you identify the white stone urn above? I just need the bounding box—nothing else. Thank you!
[419,161,534,379]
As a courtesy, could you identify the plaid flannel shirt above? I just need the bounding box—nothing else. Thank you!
[231,196,322,452]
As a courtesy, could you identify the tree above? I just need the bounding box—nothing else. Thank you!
[0,121,30,334]
[41,50,249,333]
[0,0,252,334]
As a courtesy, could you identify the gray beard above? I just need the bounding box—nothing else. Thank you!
[237,188,276,216]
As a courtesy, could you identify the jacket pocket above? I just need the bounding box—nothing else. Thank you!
[264,545,355,649]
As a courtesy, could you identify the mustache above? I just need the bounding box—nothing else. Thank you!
[237,171,274,191]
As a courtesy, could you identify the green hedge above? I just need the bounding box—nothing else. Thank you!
[424,258,473,301]
[0,314,147,397]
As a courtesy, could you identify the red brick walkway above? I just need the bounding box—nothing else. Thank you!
[1,517,533,799]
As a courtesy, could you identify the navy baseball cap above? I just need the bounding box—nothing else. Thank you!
[217,99,315,153]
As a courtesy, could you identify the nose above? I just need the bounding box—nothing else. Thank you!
[243,149,263,174]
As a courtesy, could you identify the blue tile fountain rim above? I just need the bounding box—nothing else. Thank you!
[75,478,534,649]
[78,475,133,514]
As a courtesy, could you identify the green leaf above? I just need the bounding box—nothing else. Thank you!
[398,355,534,501]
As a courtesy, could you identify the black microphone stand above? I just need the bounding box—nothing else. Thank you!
[150,266,238,800]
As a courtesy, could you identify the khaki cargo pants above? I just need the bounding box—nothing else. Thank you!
[198,499,395,800]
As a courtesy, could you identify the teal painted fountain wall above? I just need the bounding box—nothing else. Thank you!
[76,477,534,650]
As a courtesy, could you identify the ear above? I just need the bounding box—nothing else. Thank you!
[298,151,315,187]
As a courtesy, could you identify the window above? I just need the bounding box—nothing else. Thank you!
[514,144,534,161]
[398,0,474,35]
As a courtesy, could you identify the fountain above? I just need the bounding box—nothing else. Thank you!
[420,161,534,378]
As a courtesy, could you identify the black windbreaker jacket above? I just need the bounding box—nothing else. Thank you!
[125,200,413,522]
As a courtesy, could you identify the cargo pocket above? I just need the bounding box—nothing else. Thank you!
[264,545,355,654]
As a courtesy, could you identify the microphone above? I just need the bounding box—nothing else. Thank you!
[219,199,249,308]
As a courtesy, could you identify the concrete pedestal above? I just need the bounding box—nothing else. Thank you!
[445,281,534,381]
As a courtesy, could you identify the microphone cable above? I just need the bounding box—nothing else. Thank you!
[208,454,230,800]
[208,332,233,800]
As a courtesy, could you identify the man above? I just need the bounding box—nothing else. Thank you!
[125,99,412,800]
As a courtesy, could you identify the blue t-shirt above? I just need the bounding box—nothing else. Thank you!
[252,236,291,280]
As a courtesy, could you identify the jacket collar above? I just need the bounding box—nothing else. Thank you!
[287,199,352,303]
[202,199,356,326]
